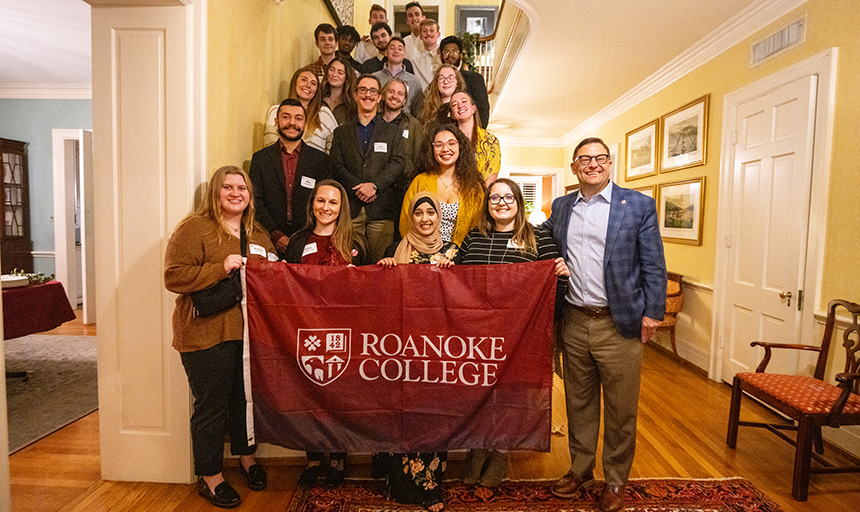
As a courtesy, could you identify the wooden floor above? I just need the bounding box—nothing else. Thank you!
[11,316,860,511]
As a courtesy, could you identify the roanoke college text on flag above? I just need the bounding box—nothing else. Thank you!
[245,258,557,453]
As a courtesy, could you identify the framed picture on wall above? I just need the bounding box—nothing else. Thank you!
[608,143,619,183]
[625,119,658,181]
[455,5,499,36]
[632,184,656,200]
[657,177,705,245]
[660,95,709,172]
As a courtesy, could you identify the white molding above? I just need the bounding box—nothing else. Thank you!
[559,0,809,147]
[683,280,713,294]
[0,84,92,100]
[31,251,56,258]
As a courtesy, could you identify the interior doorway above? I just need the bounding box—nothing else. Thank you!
[52,129,95,324]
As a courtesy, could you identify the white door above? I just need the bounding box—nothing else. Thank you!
[720,75,817,383]
[79,130,96,323]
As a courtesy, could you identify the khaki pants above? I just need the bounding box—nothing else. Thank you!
[352,207,394,263]
[561,306,643,485]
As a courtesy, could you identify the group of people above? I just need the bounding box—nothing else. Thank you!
[163,4,667,512]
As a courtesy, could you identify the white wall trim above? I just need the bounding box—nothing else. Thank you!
[557,0,808,147]
[31,251,56,258]
[684,280,714,294]
[710,48,837,381]
[0,84,92,100]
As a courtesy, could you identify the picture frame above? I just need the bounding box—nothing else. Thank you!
[632,185,656,200]
[657,178,705,245]
[625,119,658,181]
[608,143,619,183]
[455,5,499,37]
[660,95,709,172]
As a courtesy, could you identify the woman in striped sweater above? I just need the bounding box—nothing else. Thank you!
[454,178,569,487]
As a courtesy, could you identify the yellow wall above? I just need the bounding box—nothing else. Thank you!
[503,145,565,168]
[207,0,334,172]
[563,0,860,307]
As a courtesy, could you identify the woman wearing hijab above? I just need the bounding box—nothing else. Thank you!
[376,192,452,512]
[379,191,457,266]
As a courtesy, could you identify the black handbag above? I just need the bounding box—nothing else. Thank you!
[190,225,246,318]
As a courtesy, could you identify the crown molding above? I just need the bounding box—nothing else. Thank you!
[559,0,808,147]
[0,83,92,100]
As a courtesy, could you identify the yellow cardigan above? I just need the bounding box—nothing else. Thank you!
[475,126,501,180]
[399,172,483,246]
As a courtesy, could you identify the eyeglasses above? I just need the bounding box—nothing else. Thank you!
[357,86,379,96]
[432,141,458,150]
[442,50,460,57]
[575,154,610,166]
[488,193,515,205]
[437,75,456,84]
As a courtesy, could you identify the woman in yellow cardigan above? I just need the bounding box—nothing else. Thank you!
[399,124,485,246]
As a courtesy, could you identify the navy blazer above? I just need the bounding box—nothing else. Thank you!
[249,141,333,242]
[331,117,406,221]
[543,183,667,339]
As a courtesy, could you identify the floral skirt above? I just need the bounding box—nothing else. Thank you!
[385,452,447,506]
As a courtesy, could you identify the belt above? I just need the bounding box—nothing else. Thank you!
[570,304,612,318]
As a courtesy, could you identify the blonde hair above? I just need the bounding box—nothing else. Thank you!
[420,64,466,125]
[478,178,537,254]
[289,67,324,135]
[183,166,258,242]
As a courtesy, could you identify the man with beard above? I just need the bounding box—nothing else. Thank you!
[331,75,405,262]
[360,22,415,75]
[380,77,423,191]
[439,35,489,128]
[249,98,333,258]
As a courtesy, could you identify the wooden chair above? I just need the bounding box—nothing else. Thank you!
[726,299,860,500]
[656,272,684,357]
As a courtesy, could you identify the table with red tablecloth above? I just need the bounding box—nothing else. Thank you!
[2,281,77,340]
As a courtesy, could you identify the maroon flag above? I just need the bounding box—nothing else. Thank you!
[245,258,556,453]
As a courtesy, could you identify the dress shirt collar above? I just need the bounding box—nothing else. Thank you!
[575,180,613,205]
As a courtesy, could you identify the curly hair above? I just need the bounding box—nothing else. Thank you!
[418,123,485,207]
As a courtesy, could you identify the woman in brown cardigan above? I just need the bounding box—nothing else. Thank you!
[164,166,276,509]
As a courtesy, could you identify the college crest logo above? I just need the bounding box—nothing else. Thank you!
[297,328,351,386]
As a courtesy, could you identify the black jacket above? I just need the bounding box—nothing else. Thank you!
[330,116,406,221]
[249,141,333,245]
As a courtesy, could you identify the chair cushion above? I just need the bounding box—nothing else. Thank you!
[737,373,860,415]
[657,315,677,328]
[667,281,681,294]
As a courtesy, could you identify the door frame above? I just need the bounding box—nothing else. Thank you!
[52,129,96,323]
[710,48,838,381]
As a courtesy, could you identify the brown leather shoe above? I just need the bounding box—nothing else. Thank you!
[551,471,595,498]
[599,483,626,512]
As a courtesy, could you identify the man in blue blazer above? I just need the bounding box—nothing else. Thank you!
[543,137,666,512]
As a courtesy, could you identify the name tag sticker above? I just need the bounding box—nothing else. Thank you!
[402,129,410,139]
[302,243,318,257]
[267,252,279,261]
[300,176,316,188]
[507,239,521,249]
[374,142,388,153]
[249,244,266,257]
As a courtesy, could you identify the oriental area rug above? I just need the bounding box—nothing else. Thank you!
[287,478,784,512]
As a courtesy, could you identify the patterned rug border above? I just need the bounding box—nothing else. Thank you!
[288,477,785,512]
